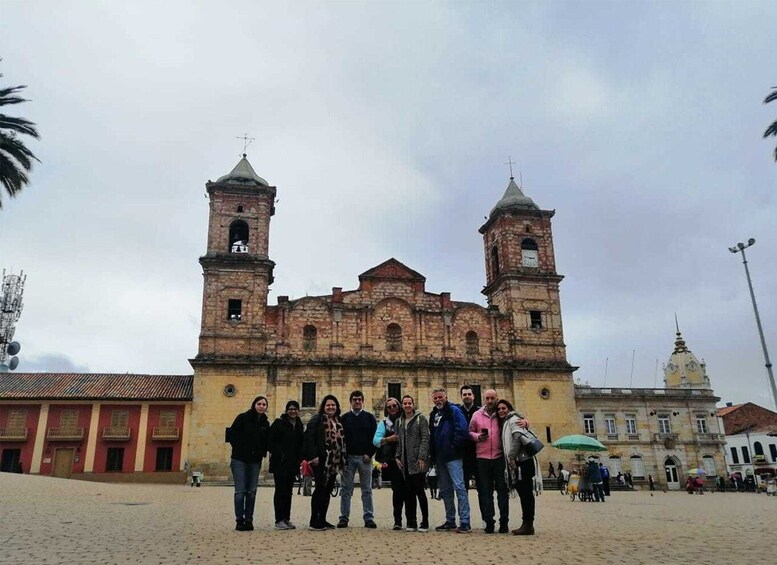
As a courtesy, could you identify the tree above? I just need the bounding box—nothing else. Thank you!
[0,69,40,208]
[764,86,777,162]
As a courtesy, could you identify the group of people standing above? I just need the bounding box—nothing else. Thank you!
[227,386,539,535]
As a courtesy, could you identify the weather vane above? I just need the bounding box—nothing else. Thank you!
[504,156,516,180]
[236,133,255,155]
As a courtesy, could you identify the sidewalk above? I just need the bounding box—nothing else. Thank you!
[0,473,771,564]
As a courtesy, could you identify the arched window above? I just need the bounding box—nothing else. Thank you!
[229,220,249,253]
[386,323,402,352]
[303,325,317,351]
[465,331,479,355]
[754,441,764,456]
[702,455,717,476]
[630,455,645,478]
[521,238,539,267]
[490,246,500,276]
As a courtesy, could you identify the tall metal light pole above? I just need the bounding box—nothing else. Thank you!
[728,238,777,410]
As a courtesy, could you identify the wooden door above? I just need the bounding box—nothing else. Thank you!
[52,448,74,478]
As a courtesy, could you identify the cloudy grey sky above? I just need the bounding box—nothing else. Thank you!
[2,1,776,409]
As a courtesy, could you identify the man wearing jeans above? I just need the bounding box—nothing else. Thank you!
[429,387,471,533]
[338,390,378,528]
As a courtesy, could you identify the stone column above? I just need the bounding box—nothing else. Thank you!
[84,403,101,473]
[30,403,50,474]
[134,403,150,472]
[180,403,192,471]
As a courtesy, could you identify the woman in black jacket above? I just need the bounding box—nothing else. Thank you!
[268,400,304,530]
[228,395,270,531]
[303,394,345,530]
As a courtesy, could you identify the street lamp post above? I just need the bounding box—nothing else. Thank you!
[728,238,777,411]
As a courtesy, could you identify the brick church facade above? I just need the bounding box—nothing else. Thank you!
[187,155,580,480]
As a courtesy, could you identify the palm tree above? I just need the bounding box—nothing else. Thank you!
[765,86,777,162]
[0,71,40,208]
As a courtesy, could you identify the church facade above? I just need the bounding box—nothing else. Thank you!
[187,155,580,480]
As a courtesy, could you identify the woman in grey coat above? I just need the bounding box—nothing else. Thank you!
[396,395,430,532]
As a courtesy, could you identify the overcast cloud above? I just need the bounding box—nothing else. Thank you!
[1,1,776,410]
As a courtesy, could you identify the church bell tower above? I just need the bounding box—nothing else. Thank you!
[479,175,567,363]
[197,154,276,359]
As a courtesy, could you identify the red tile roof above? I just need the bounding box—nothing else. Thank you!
[716,404,742,417]
[0,373,192,401]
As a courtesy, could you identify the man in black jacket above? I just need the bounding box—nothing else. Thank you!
[228,395,270,531]
[458,385,480,489]
[338,390,378,528]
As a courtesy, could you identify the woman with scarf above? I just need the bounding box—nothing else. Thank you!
[269,400,305,530]
[396,395,430,532]
[304,394,345,530]
[228,395,270,531]
[498,399,537,536]
[372,397,405,529]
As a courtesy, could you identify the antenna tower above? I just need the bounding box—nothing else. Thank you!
[0,269,26,371]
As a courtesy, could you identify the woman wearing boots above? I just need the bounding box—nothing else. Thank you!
[268,400,305,530]
[373,397,406,530]
[228,395,270,531]
[498,399,537,536]
[304,394,345,530]
[396,394,430,532]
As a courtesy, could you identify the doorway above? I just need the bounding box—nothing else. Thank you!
[52,448,74,478]
[1,449,22,472]
[664,457,680,490]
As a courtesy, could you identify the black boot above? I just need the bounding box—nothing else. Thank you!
[235,519,245,531]
[511,520,534,536]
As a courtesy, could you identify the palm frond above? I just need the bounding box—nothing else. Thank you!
[0,152,30,207]
[764,121,777,139]
[0,134,38,171]
[0,114,39,138]
[764,87,777,105]
[0,85,30,107]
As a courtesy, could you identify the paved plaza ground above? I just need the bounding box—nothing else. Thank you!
[0,473,772,564]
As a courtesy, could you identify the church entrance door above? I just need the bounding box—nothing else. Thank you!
[664,458,680,490]
[52,448,74,479]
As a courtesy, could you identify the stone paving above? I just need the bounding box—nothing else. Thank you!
[0,473,772,564]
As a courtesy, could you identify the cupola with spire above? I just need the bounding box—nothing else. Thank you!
[489,175,539,217]
[663,319,710,389]
[215,154,270,187]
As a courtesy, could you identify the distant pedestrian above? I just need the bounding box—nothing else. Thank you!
[559,468,570,493]
[648,474,655,492]
[586,457,605,502]
[548,461,556,478]
[228,395,270,531]
[599,462,610,496]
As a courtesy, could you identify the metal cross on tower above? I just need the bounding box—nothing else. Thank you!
[236,133,255,155]
[504,156,516,180]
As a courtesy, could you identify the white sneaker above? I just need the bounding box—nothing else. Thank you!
[284,520,296,529]
[275,521,290,530]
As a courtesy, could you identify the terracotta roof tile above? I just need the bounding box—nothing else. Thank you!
[716,404,742,417]
[0,373,192,401]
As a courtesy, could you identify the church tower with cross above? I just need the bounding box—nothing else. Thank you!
[479,169,568,365]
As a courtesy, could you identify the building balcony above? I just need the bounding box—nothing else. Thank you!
[695,433,726,444]
[102,426,131,441]
[606,433,619,441]
[0,427,28,441]
[152,426,180,440]
[47,427,84,441]
[584,432,598,439]
[626,434,641,441]
[653,433,679,443]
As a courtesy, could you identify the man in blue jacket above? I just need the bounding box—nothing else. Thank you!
[429,387,471,533]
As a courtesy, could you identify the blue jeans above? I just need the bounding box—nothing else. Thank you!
[436,458,470,527]
[231,458,261,521]
[339,455,374,522]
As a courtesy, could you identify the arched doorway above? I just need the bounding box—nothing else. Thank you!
[664,457,680,490]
